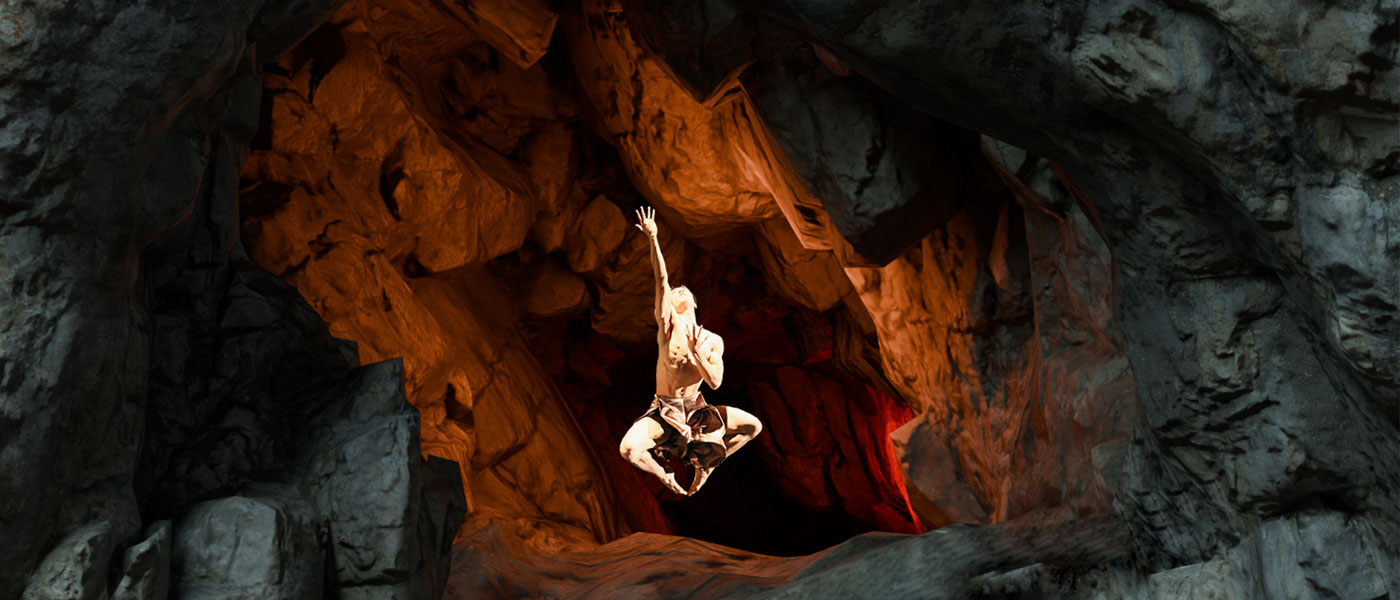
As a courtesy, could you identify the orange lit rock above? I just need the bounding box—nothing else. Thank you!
[521,258,590,319]
[587,227,686,342]
[244,21,538,275]
[442,0,558,69]
[241,4,625,550]
[528,184,588,254]
[561,0,780,239]
[849,177,1135,528]
[753,218,852,312]
[563,195,629,275]
[358,0,577,200]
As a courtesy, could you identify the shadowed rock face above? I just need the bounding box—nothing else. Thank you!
[2,0,1395,599]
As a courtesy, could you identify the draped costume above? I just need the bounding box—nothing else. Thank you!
[638,392,727,469]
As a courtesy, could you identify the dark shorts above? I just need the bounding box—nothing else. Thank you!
[639,393,728,470]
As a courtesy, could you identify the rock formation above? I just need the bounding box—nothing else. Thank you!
[1,0,1395,598]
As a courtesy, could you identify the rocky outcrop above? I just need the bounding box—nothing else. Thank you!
[162,360,465,600]
[620,0,1400,596]
[172,496,323,599]
[5,0,1396,597]
[1,0,467,598]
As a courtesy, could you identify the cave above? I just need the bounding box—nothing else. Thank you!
[2,0,1397,599]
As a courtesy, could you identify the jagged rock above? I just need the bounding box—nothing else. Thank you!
[563,195,629,275]
[588,227,686,341]
[22,522,119,600]
[421,456,470,596]
[749,366,920,534]
[0,0,344,596]
[617,0,757,103]
[171,496,323,600]
[528,185,590,253]
[753,218,851,312]
[445,0,558,69]
[10,0,1394,596]
[244,14,543,275]
[112,521,172,600]
[357,0,578,200]
[521,258,591,319]
[305,359,425,588]
[409,275,626,548]
[445,512,1128,599]
[561,0,781,240]
[627,10,989,264]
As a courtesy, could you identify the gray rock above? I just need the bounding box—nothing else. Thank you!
[737,28,986,265]
[297,359,465,598]
[0,0,352,597]
[306,360,423,586]
[419,456,469,599]
[112,521,172,600]
[171,496,323,600]
[22,522,119,600]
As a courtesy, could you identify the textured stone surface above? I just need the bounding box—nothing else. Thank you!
[561,0,782,240]
[445,511,1127,600]
[7,0,1397,596]
[240,7,626,557]
[1,0,468,598]
[753,218,851,312]
[628,9,993,265]
[720,0,1399,590]
[0,0,357,597]
[112,521,172,600]
[172,495,323,600]
[296,360,467,597]
[22,522,119,600]
[306,360,424,586]
[160,360,466,599]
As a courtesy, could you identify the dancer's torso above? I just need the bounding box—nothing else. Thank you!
[655,313,705,398]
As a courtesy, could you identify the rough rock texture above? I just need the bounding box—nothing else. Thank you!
[6,0,1397,597]
[238,0,925,563]
[241,0,1396,596]
[621,0,1400,596]
[112,521,172,600]
[1,0,466,598]
[172,495,323,599]
[446,510,1127,600]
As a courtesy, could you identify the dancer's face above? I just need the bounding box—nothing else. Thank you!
[670,287,695,316]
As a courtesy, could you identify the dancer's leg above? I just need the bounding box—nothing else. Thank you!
[620,417,687,495]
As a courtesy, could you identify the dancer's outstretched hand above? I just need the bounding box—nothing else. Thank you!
[660,472,688,496]
[634,206,658,237]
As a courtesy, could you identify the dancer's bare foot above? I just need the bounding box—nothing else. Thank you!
[661,472,689,496]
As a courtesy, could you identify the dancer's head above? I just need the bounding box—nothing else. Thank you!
[670,286,695,316]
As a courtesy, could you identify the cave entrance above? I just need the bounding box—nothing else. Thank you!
[512,251,922,556]
[237,1,926,560]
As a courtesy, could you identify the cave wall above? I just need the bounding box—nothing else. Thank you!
[2,1,465,598]
[622,0,1400,594]
[1,0,1396,598]
[0,1,324,595]
[239,0,929,555]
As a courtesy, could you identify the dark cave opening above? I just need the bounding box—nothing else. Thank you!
[512,248,921,556]
[232,0,942,563]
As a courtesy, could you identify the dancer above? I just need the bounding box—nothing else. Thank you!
[618,207,763,496]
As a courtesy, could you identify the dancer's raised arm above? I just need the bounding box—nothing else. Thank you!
[634,206,669,325]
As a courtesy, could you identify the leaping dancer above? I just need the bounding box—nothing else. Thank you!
[618,207,764,496]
